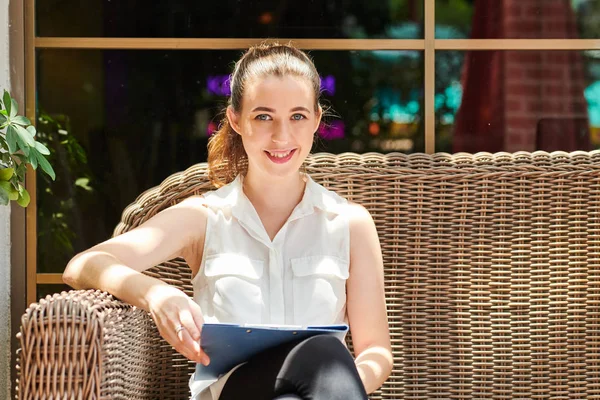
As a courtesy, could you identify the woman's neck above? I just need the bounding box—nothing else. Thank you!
[242,170,306,215]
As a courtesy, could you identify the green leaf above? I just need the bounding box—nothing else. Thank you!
[12,116,31,126]
[75,177,92,191]
[36,152,55,180]
[17,187,30,207]
[14,135,29,157]
[0,112,6,124]
[10,98,18,118]
[15,163,26,181]
[0,152,10,165]
[6,125,18,153]
[2,91,10,116]
[0,181,19,201]
[34,141,50,155]
[26,125,36,137]
[0,186,9,206]
[12,126,32,157]
[15,125,35,147]
[29,149,38,169]
[0,168,14,181]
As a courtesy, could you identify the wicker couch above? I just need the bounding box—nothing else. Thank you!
[16,151,600,399]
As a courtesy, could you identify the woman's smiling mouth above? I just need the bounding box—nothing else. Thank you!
[264,149,297,163]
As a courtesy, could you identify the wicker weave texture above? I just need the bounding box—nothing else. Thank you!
[17,150,600,399]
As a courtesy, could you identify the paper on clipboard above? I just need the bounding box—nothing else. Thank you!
[194,323,349,381]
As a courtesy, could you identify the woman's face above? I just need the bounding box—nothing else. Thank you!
[227,75,321,181]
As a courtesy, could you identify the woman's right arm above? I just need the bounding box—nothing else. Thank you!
[62,195,211,365]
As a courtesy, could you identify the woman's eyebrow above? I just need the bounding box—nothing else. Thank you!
[251,106,311,113]
[251,106,275,113]
[291,106,311,113]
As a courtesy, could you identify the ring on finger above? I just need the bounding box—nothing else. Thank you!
[175,324,186,334]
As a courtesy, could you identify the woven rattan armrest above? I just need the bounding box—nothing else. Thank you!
[16,289,168,400]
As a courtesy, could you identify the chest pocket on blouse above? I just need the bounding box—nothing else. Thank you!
[291,255,349,326]
[204,254,264,324]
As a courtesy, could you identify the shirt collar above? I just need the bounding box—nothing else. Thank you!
[227,174,324,246]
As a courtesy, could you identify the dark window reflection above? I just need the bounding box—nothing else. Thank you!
[36,49,423,273]
[435,0,598,39]
[435,50,600,153]
[36,284,72,301]
[36,0,424,38]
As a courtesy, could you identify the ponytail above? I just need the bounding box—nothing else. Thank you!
[207,117,248,188]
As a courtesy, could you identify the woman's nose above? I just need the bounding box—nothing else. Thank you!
[271,122,292,144]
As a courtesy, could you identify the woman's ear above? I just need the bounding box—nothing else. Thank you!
[314,105,323,132]
[226,106,242,135]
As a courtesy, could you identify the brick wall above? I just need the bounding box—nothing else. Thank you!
[503,0,588,152]
[453,0,589,153]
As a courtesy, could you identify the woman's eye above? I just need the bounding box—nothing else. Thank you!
[255,114,271,121]
[292,114,306,121]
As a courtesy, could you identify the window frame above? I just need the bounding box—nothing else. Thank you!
[20,0,600,318]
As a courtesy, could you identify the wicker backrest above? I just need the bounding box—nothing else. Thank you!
[115,151,600,399]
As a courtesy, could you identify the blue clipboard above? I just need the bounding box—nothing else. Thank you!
[194,323,349,380]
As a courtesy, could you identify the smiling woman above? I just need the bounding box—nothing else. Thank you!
[62,42,393,400]
[208,44,323,188]
[226,75,321,180]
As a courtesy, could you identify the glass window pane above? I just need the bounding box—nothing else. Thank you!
[36,0,424,38]
[36,49,423,273]
[435,0,598,39]
[435,50,600,153]
[36,284,72,301]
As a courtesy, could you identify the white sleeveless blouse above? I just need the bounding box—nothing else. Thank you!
[188,174,350,400]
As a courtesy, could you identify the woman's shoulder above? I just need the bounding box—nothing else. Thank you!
[193,177,241,211]
[306,177,348,213]
[308,178,375,227]
[170,178,238,219]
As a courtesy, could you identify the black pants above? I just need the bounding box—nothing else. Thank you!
[218,335,368,400]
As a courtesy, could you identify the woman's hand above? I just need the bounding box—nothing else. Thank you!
[146,284,211,366]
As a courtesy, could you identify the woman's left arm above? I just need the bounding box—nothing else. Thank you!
[346,202,394,394]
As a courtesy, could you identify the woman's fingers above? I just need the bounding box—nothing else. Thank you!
[189,303,205,338]
[179,309,201,341]
[147,291,210,365]
[178,326,210,366]
[167,312,210,366]
[161,323,208,365]
[186,301,211,365]
[154,317,205,364]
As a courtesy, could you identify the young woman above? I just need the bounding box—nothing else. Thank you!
[63,43,393,400]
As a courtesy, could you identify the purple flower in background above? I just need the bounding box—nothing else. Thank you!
[318,120,345,140]
[320,75,335,95]
[207,75,231,96]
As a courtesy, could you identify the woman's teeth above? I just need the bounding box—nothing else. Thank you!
[268,150,292,158]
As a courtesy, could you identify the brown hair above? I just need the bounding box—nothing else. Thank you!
[207,42,323,188]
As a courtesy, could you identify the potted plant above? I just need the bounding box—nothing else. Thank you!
[0,90,55,207]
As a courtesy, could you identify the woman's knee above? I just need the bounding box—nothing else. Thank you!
[282,335,356,375]
[276,336,367,399]
[294,335,352,362]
